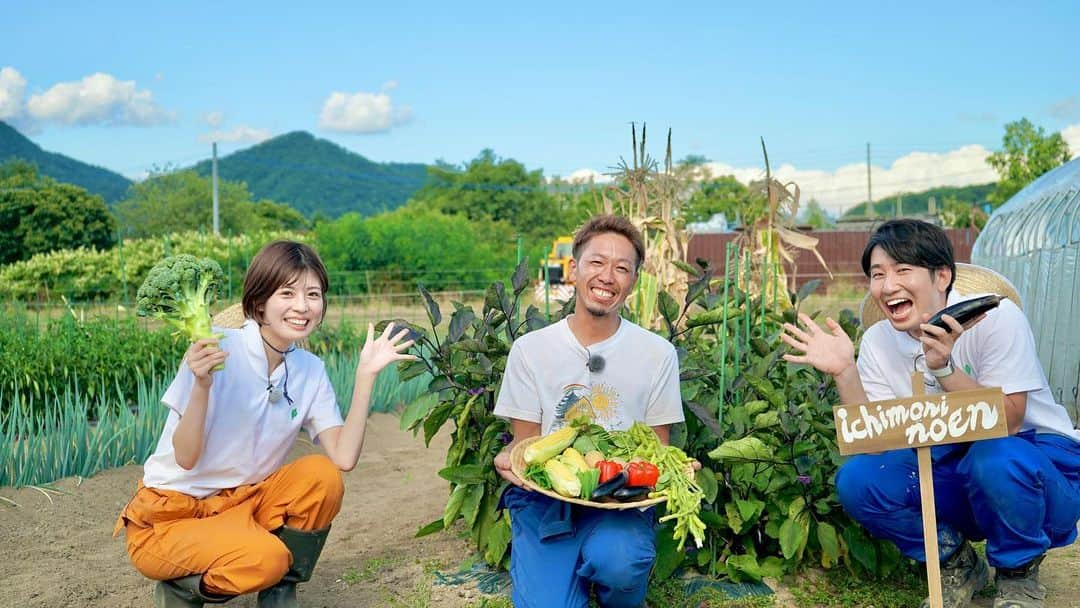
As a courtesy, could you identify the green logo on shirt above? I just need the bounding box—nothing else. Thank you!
[290,408,297,420]
[964,364,973,376]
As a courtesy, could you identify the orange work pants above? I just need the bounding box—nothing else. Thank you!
[113,454,344,596]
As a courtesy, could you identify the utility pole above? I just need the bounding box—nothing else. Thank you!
[212,142,220,235]
[866,142,873,218]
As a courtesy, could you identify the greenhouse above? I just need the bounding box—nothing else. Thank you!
[972,157,1080,426]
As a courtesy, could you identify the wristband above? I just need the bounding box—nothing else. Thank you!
[927,357,955,378]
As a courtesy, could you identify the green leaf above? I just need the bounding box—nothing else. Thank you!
[795,278,822,304]
[437,464,488,485]
[511,258,529,294]
[398,359,430,382]
[753,410,780,429]
[418,284,442,326]
[400,392,439,431]
[779,516,808,560]
[685,401,723,438]
[735,498,765,524]
[725,554,763,582]
[708,436,774,462]
[657,291,678,330]
[415,518,445,538]
[426,375,454,393]
[483,515,512,566]
[817,521,840,568]
[423,401,456,446]
[652,523,686,581]
[448,308,475,342]
[760,556,787,578]
[461,483,485,528]
[842,524,878,574]
[695,467,718,503]
[443,484,467,528]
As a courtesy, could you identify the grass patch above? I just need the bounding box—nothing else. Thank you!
[788,565,927,608]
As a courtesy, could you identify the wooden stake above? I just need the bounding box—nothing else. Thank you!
[913,371,943,608]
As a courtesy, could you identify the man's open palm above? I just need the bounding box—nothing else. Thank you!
[781,313,855,377]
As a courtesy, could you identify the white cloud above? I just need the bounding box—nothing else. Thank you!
[707,145,999,213]
[565,168,612,184]
[26,72,173,126]
[199,125,272,144]
[203,111,225,127]
[569,144,1003,214]
[0,66,27,120]
[318,88,411,134]
[1062,124,1080,157]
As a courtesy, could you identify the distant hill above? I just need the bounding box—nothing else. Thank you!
[0,121,132,203]
[842,183,996,218]
[192,132,429,218]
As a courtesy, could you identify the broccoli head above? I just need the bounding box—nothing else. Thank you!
[136,254,225,344]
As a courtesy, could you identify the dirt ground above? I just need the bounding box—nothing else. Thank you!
[1,414,1077,608]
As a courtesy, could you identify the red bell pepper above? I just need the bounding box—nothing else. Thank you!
[596,460,623,485]
[626,461,660,488]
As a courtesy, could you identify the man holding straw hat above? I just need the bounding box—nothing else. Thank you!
[781,218,1079,608]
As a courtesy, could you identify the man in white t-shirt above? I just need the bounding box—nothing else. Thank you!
[493,214,684,608]
[781,219,1079,608]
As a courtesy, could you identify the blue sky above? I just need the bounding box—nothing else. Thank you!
[2,1,1078,212]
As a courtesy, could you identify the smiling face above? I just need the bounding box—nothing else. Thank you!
[868,246,951,335]
[257,270,325,349]
[569,231,638,319]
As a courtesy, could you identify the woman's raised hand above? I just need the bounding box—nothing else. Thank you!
[356,322,418,377]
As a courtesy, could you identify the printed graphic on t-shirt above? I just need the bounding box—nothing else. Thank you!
[552,382,623,429]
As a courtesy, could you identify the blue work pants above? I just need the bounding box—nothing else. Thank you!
[501,487,656,608]
[836,432,1080,568]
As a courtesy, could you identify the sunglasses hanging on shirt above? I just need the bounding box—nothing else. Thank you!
[261,334,296,406]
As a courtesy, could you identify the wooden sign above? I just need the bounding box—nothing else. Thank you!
[832,386,1007,456]
[831,379,1008,608]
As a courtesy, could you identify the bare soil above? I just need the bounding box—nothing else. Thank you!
[1,413,1076,608]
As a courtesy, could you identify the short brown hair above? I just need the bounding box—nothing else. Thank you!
[572,215,646,270]
[242,241,330,322]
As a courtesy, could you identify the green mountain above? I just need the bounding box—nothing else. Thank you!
[0,121,132,202]
[843,183,996,218]
[192,131,430,218]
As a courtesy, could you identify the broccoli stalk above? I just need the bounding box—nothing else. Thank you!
[137,254,226,368]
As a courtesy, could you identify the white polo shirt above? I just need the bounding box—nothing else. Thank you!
[142,320,344,498]
[858,293,1079,441]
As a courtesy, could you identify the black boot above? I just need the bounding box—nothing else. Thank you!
[154,575,233,608]
[256,526,331,608]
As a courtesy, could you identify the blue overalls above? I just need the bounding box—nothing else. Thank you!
[500,487,657,608]
[836,432,1080,568]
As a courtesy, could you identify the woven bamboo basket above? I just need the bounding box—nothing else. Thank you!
[509,436,665,510]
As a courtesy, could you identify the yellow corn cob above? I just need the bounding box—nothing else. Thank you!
[523,426,578,465]
[544,458,582,498]
[560,447,590,474]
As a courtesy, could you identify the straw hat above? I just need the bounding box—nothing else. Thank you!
[859,263,1022,328]
[211,302,247,329]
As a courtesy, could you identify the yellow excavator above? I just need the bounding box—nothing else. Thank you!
[541,237,574,284]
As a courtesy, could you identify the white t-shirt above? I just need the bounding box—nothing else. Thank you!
[142,320,345,498]
[858,292,1079,441]
[494,317,684,435]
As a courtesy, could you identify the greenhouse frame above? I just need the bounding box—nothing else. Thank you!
[972,157,1080,426]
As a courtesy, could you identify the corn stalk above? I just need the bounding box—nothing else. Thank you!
[600,124,691,329]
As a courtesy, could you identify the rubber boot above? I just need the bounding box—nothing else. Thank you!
[256,526,330,608]
[154,575,233,608]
